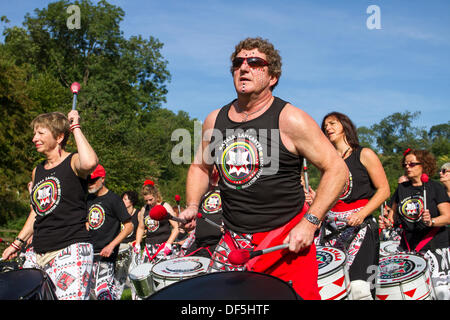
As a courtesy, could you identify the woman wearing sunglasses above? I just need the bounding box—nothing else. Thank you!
[439,162,450,198]
[320,111,390,300]
[382,149,450,299]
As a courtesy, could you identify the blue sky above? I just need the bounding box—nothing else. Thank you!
[1,0,449,130]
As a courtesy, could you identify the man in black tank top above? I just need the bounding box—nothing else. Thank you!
[179,37,349,300]
[86,165,133,300]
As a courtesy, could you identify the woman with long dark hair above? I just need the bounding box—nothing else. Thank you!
[319,111,390,300]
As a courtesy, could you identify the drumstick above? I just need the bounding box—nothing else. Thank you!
[303,158,309,194]
[421,173,428,211]
[174,194,181,214]
[196,212,222,229]
[70,82,81,110]
[149,204,187,224]
[228,243,289,265]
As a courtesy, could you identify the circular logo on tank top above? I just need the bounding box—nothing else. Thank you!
[88,204,106,230]
[339,170,353,200]
[144,216,159,232]
[399,195,424,223]
[31,176,61,216]
[217,134,264,190]
[201,192,222,214]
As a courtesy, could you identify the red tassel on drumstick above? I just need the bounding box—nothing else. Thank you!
[70,82,81,111]
[228,243,289,266]
[149,204,187,224]
[174,194,181,214]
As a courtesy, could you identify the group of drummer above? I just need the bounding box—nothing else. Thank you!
[2,36,449,301]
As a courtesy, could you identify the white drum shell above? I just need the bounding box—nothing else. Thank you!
[376,254,434,300]
[151,256,210,292]
[317,246,352,300]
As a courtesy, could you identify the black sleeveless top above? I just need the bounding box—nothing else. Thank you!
[30,153,91,253]
[339,147,375,203]
[143,202,172,245]
[211,96,304,233]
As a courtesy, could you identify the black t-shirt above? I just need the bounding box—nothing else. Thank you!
[87,190,131,261]
[339,147,375,203]
[31,153,91,254]
[392,180,449,251]
[211,96,304,234]
[195,188,223,246]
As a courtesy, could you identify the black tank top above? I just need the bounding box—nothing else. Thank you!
[143,202,172,245]
[339,147,375,203]
[211,96,304,233]
[30,153,91,253]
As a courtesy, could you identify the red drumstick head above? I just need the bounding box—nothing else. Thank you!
[149,205,168,221]
[70,82,81,94]
[196,212,203,219]
[175,194,181,202]
[228,249,251,265]
[420,173,429,183]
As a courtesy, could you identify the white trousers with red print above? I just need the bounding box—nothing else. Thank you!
[22,243,93,300]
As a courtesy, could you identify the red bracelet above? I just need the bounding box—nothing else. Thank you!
[10,242,21,251]
[70,124,81,132]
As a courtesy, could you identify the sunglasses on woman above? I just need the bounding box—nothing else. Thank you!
[402,162,422,168]
[232,57,269,69]
[441,168,447,174]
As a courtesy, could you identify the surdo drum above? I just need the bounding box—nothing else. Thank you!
[316,246,352,300]
[376,254,435,300]
[0,268,57,300]
[128,263,154,299]
[148,271,302,300]
[151,256,210,292]
[115,243,132,280]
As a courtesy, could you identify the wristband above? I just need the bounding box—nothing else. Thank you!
[11,242,21,251]
[15,237,25,244]
[70,124,81,132]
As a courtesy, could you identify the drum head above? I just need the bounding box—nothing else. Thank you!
[129,263,153,280]
[148,271,302,300]
[0,269,48,300]
[378,254,427,285]
[380,241,401,256]
[151,257,210,279]
[316,246,346,277]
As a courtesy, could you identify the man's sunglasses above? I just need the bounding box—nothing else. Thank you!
[441,168,447,174]
[232,57,269,69]
[402,162,422,168]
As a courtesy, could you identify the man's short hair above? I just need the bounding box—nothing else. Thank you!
[230,37,282,90]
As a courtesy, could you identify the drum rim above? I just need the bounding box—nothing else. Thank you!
[128,263,154,280]
[316,246,347,278]
[151,257,210,279]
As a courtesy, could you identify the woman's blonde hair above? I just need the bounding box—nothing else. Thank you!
[141,184,162,203]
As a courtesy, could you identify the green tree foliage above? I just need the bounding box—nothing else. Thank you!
[0,0,195,226]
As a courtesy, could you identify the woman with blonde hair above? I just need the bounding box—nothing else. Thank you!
[134,180,179,264]
[2,110,98,300]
